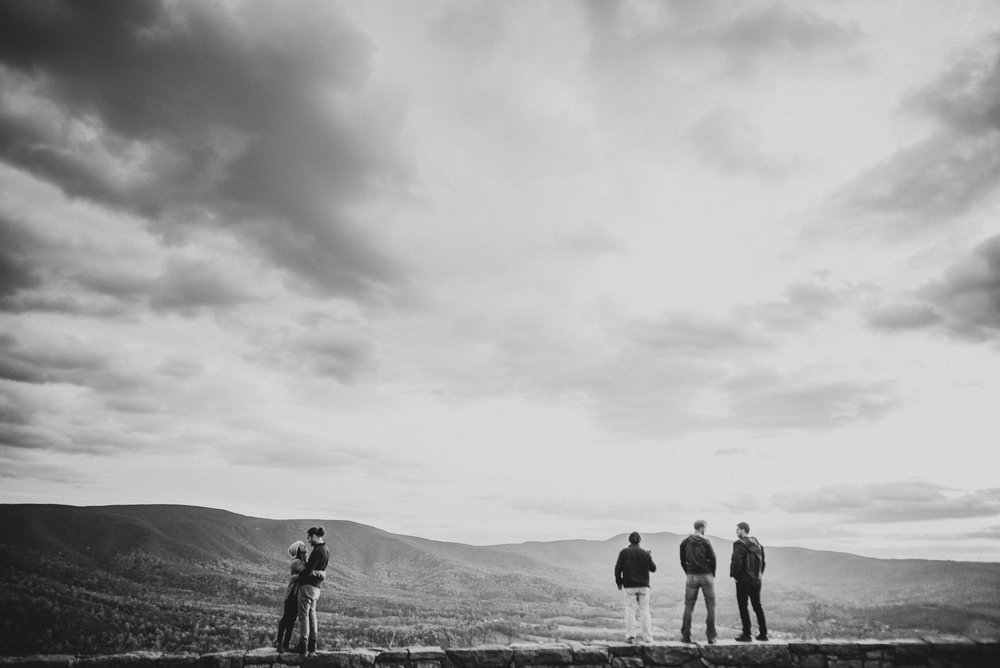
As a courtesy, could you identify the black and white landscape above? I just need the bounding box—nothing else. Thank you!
[2,504,997,655]
[1,3,999,657]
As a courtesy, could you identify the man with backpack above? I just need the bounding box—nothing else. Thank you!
[679,520,717,644]
[730,521,767,642]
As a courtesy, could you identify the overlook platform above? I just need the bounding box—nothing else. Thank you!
[2,639,999,668]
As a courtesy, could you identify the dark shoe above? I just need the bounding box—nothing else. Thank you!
[707,638,717,644]
[756,634,769,641]
[735,634,753,642]
[680,635,691,644]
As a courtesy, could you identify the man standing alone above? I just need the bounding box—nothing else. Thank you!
[730,522,767,642]
[296,526,330,654]
[614,531,657,643]
[679,520,717,644]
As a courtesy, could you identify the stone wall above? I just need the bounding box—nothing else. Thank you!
[2,639,998,668]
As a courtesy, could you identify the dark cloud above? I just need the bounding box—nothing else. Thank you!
[0,384,35,426]
[828,134,1000,230]
[775,481,1000,523]
[2,205,256,317]
[919,235,1000,340]
[0,333,112,386]
[821,41,1000,237]
[867,235,1000,341]
[0,386,63,450]
[148,258,258,314]
[76,257,257,315]
[0,0,409,300]
[0,216,43,303]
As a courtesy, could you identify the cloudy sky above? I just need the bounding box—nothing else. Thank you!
[1,0,999,561]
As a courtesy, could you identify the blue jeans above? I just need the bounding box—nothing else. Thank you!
[681,574,716,640]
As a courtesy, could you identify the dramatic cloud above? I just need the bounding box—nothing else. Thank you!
[866,234,1000,342]
[0,1,997,555]
[824,39,1000,236]
[0,0,409,300]
[0,333,112,386]
[919,235,1000,340]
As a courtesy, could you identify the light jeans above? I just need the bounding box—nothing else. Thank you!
[623,586,652,642]
[297,584,321,649]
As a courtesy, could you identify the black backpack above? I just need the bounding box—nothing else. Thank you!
[743,545,762,578]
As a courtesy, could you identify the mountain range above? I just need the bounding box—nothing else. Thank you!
[1,503,997,655]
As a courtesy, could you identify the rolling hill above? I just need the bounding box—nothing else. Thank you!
[0,503,997,656]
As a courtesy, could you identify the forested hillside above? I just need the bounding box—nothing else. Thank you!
[1,504,997,656]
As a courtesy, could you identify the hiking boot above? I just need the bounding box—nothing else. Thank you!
[735,634,753,642]
[756,633,769,641]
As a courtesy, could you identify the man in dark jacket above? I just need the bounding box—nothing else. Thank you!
[614,531,657,643]
[679,520,717,644]
[296,526,330,654]
[730,522,767,642]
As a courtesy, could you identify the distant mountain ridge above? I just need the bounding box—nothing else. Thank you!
[1,503,998,655]
[4,504,998,596]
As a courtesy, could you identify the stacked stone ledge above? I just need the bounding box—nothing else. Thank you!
[1,639,998,668]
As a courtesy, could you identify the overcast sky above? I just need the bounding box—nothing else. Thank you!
[1,0,999,561]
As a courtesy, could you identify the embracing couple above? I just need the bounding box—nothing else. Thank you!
[274,526,330,654]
